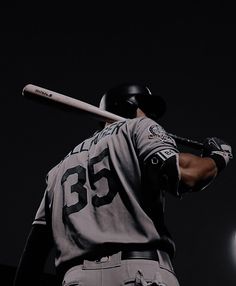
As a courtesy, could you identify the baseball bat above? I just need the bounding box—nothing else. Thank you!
[22,84,204,149]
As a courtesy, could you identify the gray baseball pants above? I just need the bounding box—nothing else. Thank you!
[62,250,180,286]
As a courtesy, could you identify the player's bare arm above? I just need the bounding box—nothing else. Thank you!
[179,153,217,189]
[179,136,232,193]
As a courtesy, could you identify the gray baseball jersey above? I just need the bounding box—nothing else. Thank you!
[33,117,179,268]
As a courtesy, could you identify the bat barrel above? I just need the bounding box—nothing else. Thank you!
[22,84,125,123]
[22,84,204,150]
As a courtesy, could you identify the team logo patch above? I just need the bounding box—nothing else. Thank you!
[148,124,176,145]
[148,124,165,139]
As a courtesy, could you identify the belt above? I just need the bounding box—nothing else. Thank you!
[58,249,172,281]
[121,250,159,261]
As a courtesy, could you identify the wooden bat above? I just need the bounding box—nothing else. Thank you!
[22,84,204,149]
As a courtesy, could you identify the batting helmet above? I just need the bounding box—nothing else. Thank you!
[99,83,166,121]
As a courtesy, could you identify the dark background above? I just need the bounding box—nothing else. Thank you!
[1,4,236,285]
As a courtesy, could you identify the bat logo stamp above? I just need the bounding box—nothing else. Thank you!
[35,89,52,98]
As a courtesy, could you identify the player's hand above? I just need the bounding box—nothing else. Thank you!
[202,137,233,173]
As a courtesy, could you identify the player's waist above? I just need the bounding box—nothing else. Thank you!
[57,248,174,279]
[122,248,174,272]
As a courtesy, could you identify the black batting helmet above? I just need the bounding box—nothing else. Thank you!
[99,83,166,121]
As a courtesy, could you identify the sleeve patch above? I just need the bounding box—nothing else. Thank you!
[148,124,176,145]
[148,124,165,138]
[157,149,178,160]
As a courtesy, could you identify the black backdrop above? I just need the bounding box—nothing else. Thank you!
[1,4,236,286]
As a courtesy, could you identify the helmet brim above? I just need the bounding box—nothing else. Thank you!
[135,94,166,120]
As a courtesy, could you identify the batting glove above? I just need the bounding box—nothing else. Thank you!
[202,137,233,174]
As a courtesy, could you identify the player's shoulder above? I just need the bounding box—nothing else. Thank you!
[129,117,178,149]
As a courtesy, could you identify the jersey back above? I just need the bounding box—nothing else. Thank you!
[33,117,179,267]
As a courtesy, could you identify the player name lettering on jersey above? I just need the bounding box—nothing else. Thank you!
[63,121,126,160]
[91,121,126,145]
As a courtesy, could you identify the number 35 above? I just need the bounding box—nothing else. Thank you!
[61,148,118,219]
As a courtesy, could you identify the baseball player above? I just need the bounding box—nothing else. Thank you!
[14,83,233,286]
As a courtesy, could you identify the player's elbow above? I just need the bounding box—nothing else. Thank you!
[180,169,204,188]
[179,154,218,190]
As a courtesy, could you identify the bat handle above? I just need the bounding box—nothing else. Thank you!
[168,133,204,150]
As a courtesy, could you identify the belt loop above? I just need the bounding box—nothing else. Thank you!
[83,252,122,270]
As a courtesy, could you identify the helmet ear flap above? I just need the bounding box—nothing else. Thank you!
[99,93,138,119]
[135,93,166,121]
[118,99,138,118]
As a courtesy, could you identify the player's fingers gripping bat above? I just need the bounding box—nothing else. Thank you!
[22,84,204,150]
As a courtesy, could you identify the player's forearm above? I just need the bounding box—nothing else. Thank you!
[179,153,217,189]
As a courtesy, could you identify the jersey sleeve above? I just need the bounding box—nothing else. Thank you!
[132,117,179,162]
[32,191,47,226]
[132,117,182,197]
